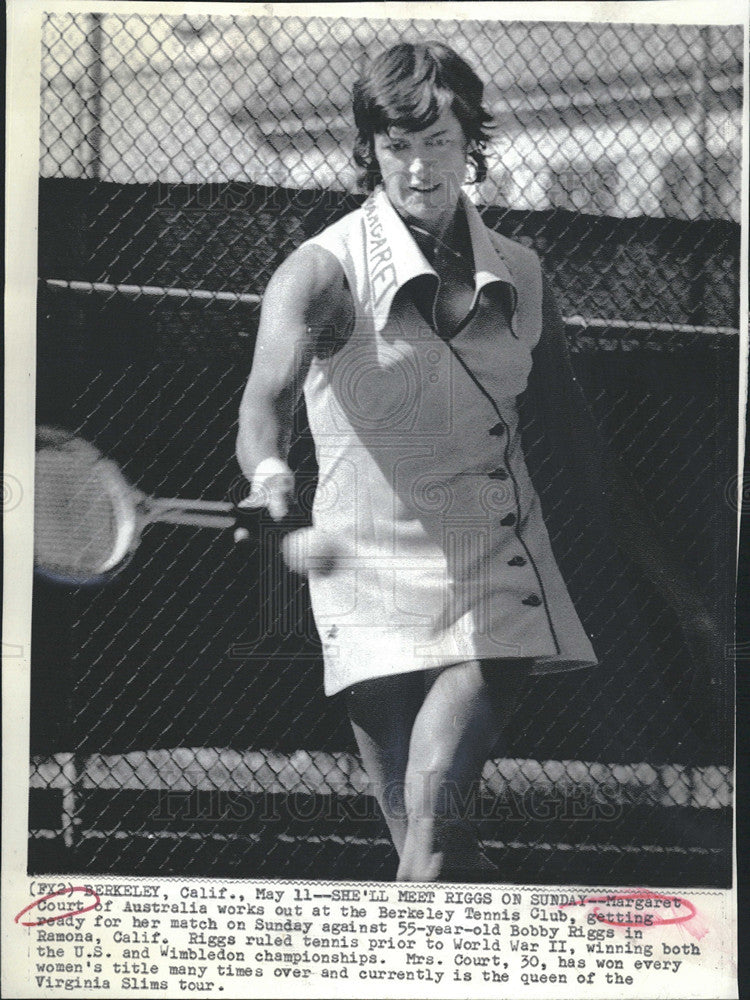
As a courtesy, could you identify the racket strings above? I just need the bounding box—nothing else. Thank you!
[34,446,132,579]
[34,429,246,583]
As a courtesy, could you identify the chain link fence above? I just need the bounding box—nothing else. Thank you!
[31,12,740,884]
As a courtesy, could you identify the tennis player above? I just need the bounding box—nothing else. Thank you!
[236,42,715,882]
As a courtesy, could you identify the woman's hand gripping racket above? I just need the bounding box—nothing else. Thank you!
[34,426,340,585]
[235,456,341,577]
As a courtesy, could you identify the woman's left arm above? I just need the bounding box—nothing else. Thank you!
[525,272,609,532]
[529,271,723,692]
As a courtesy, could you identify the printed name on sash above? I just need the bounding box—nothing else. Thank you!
[364,198,398,309]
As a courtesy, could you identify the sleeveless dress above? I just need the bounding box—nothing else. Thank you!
[301,188,597,696]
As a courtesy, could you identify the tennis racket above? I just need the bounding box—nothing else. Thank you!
[34,426,338,585]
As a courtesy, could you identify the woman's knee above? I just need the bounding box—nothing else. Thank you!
[403,728,484,822]
[406,728,456,780]
[402,660,517,815]
[403,752,450,820]
[408,665,497,764]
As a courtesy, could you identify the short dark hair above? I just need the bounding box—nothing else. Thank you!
[352,41,494,191]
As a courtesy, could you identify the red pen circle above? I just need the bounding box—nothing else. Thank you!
[14,886,101,927]
[559,890,696,928]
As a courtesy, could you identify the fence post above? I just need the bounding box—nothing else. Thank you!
[87,12,103,180]
[60,752,81,849]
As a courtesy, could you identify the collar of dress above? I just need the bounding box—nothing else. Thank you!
[363,187,518,334]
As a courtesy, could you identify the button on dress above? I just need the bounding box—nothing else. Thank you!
[301,189,597,696]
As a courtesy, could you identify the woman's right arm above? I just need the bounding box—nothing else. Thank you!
[236,244,348,517]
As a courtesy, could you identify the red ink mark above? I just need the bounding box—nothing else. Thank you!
[559,890,696,929]
[14,886,100,927]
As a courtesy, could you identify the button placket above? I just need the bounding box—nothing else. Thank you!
[441,330,560,655]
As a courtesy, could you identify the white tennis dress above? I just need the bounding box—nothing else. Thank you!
[301,188,597,696]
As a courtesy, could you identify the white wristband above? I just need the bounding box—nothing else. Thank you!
[252,457,292,482]
[241,457,294,516]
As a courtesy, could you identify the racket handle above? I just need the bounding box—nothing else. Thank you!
[231,504,337,577]
[232,502,263,545]
[231,500,308,545]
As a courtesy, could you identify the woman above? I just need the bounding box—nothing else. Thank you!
[236,42,713,881]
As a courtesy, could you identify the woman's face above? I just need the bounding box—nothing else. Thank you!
[373,104,469,235]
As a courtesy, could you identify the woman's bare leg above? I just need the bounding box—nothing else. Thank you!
[346,673,424,859]
[397,659,529,882]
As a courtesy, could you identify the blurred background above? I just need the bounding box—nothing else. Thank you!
[31,12,740,884]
